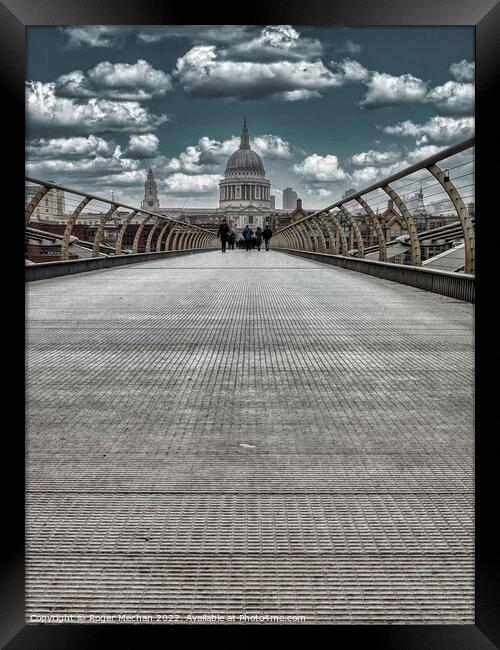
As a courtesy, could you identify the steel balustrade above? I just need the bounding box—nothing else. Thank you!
[25,177,218,259]
[273,137,474,274]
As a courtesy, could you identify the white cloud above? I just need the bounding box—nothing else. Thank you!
[166,133,292,173]
[56,60,172,101]
[137,26,255,46]
[361,72,428,108]
[163,173,221,194]
[381,115,475,144]
[26,135,116,159]
[450,60,475,82]
[126,134,160,158]
[350,149,400,166]
[174,45,343,100]
[26,153,141,179]
[276,89,322,101]
[307,188,333,198]
[292,154,348,182]
[334,39,363,55]
[250,134,292,159]
[406,144,442,163]
[330,58,369,83]
[26,81,169,134]
[60,27,129,49]
[426,81,474,114]
[350,166,382,186]
[222,25,323,61]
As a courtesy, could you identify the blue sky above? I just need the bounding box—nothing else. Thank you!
[25,25,474,209]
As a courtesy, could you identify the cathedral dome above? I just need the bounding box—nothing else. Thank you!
[225,148,265,175]
[224,118,265,176]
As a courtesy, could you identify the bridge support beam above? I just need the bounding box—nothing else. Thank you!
[338,204,365,258]
[292,224,306,250]
[355,197,387,262]
[382,185,422,266]
[115,210,139,255]
[133,214,152,254]
[302,220,317,251]
[311,216,327,252]
[164,227,179,251]
[156,222,171,252]
[317,213,338,254]
[93,205,118,258]
[426,163,475,275]
[25,185,51,226]
[145,219,161,253]
[61,197,91,261]
[327,211,349,255]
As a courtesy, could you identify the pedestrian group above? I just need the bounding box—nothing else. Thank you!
[217,219,273,253]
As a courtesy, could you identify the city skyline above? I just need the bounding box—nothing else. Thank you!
[26,25,474,209]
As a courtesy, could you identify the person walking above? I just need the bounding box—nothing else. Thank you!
[217,218,230,253]
[228,230,236,250]
[255,226,263,251]
[263,224,272,251]
[242,225,253,251]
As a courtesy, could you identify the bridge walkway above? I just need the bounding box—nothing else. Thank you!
[26,249,474,624]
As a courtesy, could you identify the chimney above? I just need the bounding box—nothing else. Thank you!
[296,198,302,210]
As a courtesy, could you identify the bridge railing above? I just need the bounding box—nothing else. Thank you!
[273,138,475,275]
[25,178,219,264]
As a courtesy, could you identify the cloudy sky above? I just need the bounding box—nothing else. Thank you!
[26,25,474,209]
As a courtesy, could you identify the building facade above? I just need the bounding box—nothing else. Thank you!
[143,119,289,235]
[26,183,66,223]
[282,187,298,210]
[141,166,160,211]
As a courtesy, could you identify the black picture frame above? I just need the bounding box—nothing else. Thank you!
[4,1,499,646]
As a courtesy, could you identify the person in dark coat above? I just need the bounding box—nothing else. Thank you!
[217,218,230,253]
[228,231,236,250]
[255,227,263,251]
[262,225,272,251]
[242,225,253,251]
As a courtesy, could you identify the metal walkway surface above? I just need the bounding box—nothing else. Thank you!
[26,250,474,625]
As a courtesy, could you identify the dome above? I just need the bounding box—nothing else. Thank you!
[224,117,265,176]
[225,148,265,175]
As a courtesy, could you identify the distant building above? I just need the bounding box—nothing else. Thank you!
[282,187,298,210]
[342,188,356,199]
[26,182,66,223]
[141,166,160,211]
[141,118,279,234]
[271,198,314,231]
[270,195,276,209]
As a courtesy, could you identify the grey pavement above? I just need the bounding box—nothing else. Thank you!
[26,249,474,624]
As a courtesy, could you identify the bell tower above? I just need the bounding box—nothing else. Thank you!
[142,166,160,211]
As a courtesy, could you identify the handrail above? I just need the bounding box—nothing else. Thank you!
[275,137,474,233]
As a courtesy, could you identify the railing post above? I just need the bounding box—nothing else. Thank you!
[145,218,161,253]
[93,204,117,258]
[426,163,475,275]
[156,221,171,252]
[382,185,422,266]
[133,214,152,254]
[338,204,364,258]
[318,213,338,254]
[116,210,139,255]
[25,185,50,226]
[328,211,349,255]
[355,197,387,262]
[61,196,91,260]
